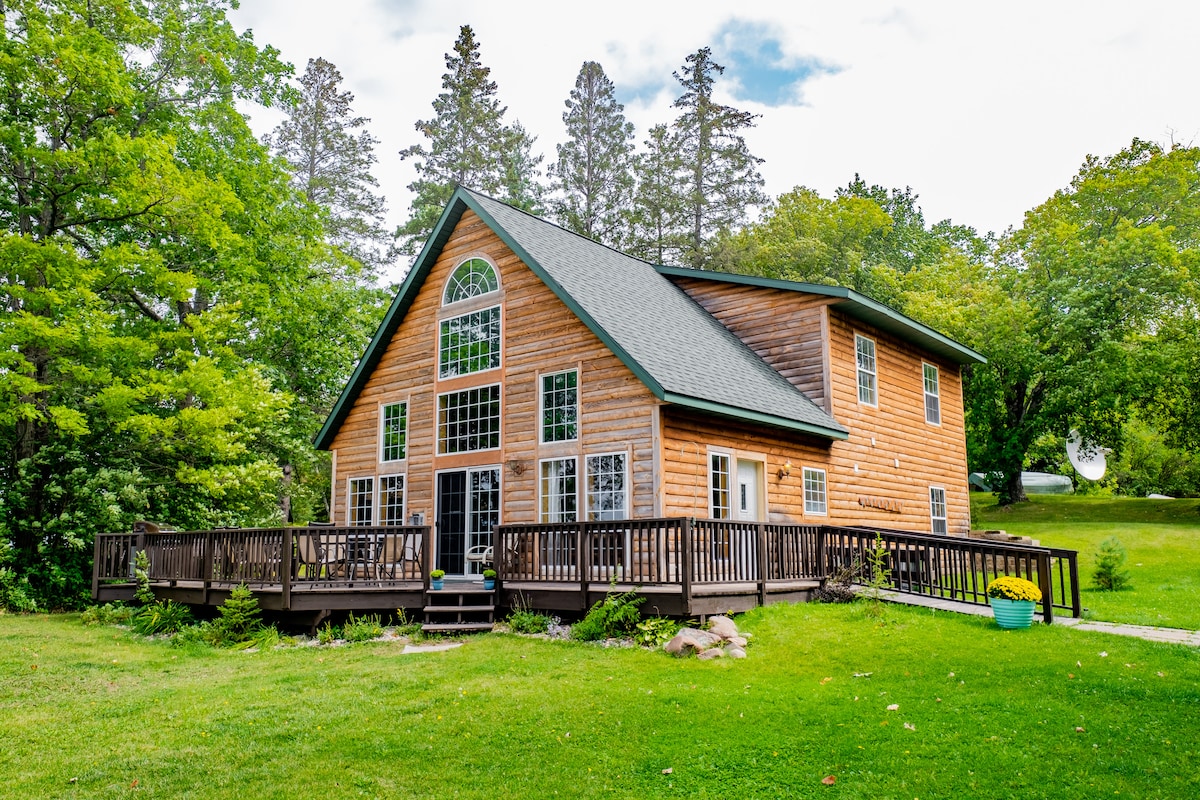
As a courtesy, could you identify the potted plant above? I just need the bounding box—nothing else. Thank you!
[429,569,445,591]
[482,568,497,591]
[986,576,1042,629]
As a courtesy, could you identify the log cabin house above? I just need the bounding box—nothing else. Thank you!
[314,187,987,587]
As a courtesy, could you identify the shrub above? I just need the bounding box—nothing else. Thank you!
[814,562,858,604]
[507,608,552,634]
[1092,537,1132,590]
[392,608,422,637]
[342,612,384,642]
[81,602,134,626]
[317,621,341,645]
[634,617,679,648]
[214,584,262,641]
[131,600,194,636]
[571,587,644,641]
[133,550,154,606]
[0,566,39,613]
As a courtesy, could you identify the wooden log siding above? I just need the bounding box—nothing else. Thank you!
[824,313,972,535]
[327,209,656,528]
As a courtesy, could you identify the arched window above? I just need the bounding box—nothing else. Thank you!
[443,257,498,305]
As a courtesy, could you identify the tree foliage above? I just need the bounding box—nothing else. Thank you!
[670,47,767,268]
[0,0,382,609]
[627,124,689,264]
[397,25,542,252]
[270,57,393,275]
[551,61,635,248]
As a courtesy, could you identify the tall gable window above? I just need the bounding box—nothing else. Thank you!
[923,363,941,425]
[443,257,498,304]
[856,334,877,406]
[437,385,501,454]
[540,370,578,442]
[381,402,407,462]
[439,307,501,377]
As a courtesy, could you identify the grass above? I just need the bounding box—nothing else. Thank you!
[973,494,1200,629]
[3,606,1199,799]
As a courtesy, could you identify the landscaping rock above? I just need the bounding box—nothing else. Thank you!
[665,627,723,655]
[697,647,724,660]
[725,645,747,659]
[707,616,739,639]
[666,619,751,659]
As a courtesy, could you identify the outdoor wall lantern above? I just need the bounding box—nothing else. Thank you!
[507,459,526,476]
[778,460,793,480]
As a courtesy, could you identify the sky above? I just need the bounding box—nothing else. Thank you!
[230,0,1200,276]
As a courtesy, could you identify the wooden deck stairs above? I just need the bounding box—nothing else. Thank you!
[422,583,495,633]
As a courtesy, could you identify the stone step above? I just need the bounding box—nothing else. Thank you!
[424,604,495,614]
[421,622,494,633]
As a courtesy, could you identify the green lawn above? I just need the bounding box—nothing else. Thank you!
[973,494,1200,630]
[3,607,1198,799]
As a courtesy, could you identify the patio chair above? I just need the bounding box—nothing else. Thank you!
[296,533,337,582]
[375,534,420,580]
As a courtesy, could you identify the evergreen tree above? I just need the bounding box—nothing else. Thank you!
[628,125,689,265]
[670,47,767,268]
[398,25,542,252]
[270,57,393,276]
[552,61,635,247]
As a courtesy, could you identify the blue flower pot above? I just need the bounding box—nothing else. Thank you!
[989,597,1036,629]
[431,578,444,591]
[483,579,495,591]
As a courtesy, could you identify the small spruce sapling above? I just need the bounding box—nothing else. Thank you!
[1091,537,1131,591]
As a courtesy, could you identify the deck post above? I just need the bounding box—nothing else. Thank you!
[91,534,102,601]
[281,528,293,611]
[1067,552,1082,617]
[681,518,693,617]
[814,526,827,580]
[578,522,589,611]
[203,529,214,605]
[756,523,768,607]
[423,525,433,592]
[1035,550,1054,624]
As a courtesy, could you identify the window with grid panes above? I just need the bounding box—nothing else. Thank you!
[803,467,827,515]
[439,306,501,378]
[437,385,501,454]
[443,258,498,304]
[379,474,405,525]
[856,335,877,405]
[930,486,948,534]
[540,458,577,522]
[585,453,627,521]
[348,477,374,526]
[923,363,941,425]
[540,369,578,442]
[710,453,731,519]
[381,402,407,461]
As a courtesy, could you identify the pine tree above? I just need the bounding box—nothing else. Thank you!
[671,47,767,268]
[271,57,393,276]
[398,25,542,252]
[628,124,689,265]
[552,61,635,247]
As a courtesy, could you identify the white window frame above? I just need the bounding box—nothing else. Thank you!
[348,476,375,526]
[438,305,502,379]
[539,457,579,523]
[923,362,941,426]
[930,486,948,535]
[437,384,502,455]
[442,257,499,305]
[585,452,628,521]
[803,467,827,516]
[708,450,733,519]
[378,473,406,526]
[539,368,579,443]
[380,401,408,462]
[856,334,877,407]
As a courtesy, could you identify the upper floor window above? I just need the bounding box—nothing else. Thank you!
[381,401,407,461]
[443,257,498,305]
[930,486,948,535]
[923,363,941,425]
[856,335,877,406]
[439,306,501,378]
[437,385,501,454]
[541,369,578,443]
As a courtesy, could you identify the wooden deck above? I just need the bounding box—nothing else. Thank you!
[92,520,1082,623]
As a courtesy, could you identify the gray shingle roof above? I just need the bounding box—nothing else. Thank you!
[467,191,848,439]
[316,187,848,448]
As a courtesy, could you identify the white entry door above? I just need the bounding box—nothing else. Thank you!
[736,460,761,521]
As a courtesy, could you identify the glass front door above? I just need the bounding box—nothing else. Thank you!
[436,467,500,575]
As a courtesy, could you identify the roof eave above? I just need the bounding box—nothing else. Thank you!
[662,392,850,441]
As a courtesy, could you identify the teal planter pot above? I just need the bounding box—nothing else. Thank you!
[431,578,444,591]
[989,597,1036,629]
[483,579,495,590]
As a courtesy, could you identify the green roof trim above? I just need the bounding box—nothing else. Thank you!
[654,265,987,366]
[662,392,850,440]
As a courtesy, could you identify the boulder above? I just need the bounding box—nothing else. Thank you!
[697,647,725,660]
[664,627,723,656]
[707,616,739,639]
[728,636,748,648]
[725,645,747,659]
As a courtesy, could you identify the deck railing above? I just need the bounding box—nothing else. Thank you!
[93,526,431,608]
[94,520,1080,621]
